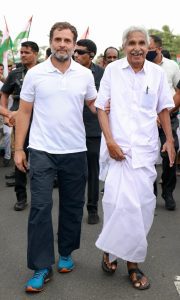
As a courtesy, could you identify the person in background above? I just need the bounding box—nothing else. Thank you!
[74,39,104,224]
[0,64,5,149]
[95,26,175,290]
[14,22,97,293]
[0,105,14,119]
[2,94,14,167]
[45,47,52,59]
[146,35,180,210]
[0,63,6,83]
[1,41,39,210]
[161,49,171,59]
[173,80,180,176]
[171,80,180,111]
[8,63,14,73]
[100,46,119,196]
[1,63,14,167]
[96,55,104,68]
[0,63,13,166]
[103,46,119,67]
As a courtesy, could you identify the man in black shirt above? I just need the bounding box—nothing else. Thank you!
[1,41,39,211]
[74,39,104,224]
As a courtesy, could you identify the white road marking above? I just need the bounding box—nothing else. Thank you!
[174,276,180,296]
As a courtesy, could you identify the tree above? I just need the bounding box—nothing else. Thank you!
[148,25,180,60]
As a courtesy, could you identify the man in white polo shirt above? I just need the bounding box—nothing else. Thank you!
[14,22,97,293]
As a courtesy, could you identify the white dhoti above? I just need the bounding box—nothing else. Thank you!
[96,153,157,263]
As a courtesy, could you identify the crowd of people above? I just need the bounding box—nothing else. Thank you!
[0,21,180,294]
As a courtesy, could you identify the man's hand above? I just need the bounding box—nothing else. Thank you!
[8,111,17,126]
[4,111,17,127]
[161,140,176,167]
[107,140,126,161]
[14,150,28,172]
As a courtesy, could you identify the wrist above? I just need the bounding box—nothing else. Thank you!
[15,148,24,151]
[166,137,174,142]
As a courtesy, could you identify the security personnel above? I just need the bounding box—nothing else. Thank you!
[74,39,104,224]
[1,41,39,211]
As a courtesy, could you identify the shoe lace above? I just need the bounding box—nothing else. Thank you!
[61,256,70,261]
[33,269,48,279]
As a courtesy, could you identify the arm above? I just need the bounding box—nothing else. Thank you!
[0,74,6,83]
[85,99,97,114]
[1,92,9,108]
[169,89,180,114]
[1,92,12,125]
[85,99,110,114]
[0,103,15,126]
[158,108,176,167]
[97,108,125,161]
[14,99,33,172]
[0,105,11,118]
[172,87,180,110]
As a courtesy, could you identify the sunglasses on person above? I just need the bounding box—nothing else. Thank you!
[74,49,90,55]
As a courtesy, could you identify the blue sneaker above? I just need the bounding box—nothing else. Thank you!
[25,267,53,292]
[58,255,74,273]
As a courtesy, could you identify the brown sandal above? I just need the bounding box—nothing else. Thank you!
[102,252,117,274]
[128,268,150,290]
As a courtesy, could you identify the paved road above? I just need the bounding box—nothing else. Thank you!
[0,158,180,300]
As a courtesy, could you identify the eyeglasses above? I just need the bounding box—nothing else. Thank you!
[74,49,90,55]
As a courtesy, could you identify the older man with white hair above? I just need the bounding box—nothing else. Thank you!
[95,26,175,290]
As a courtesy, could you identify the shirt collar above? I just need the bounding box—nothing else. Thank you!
[45,57,79,73]
[122,57,146,73]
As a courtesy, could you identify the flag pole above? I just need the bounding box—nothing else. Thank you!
[4,16,15,64]
[27,16,33,40]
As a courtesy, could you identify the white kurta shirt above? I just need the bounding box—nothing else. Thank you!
[20,58,97,154]
[159,56,180,96]
[95,57,174,170]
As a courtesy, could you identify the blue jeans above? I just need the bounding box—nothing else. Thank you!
[27,149,87,270]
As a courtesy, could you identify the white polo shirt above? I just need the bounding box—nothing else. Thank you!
[20,58,97,153]
[95,57,174,169]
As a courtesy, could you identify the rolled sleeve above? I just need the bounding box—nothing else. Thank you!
[84,71,97,101]
[20,71,35,103]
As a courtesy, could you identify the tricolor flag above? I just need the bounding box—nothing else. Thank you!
[13,16,33,51]
[80,26,89,39]
[0,17,13,77]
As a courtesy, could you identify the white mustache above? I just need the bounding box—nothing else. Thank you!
[130,51,144,56]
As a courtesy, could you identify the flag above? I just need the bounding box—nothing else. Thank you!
[13,16,33,51]
[80,26,89,39]
[0,17,13,77]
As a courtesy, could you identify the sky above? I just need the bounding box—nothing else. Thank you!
[1,0,180,56]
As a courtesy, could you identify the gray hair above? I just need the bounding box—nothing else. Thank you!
[122,26,150,48]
